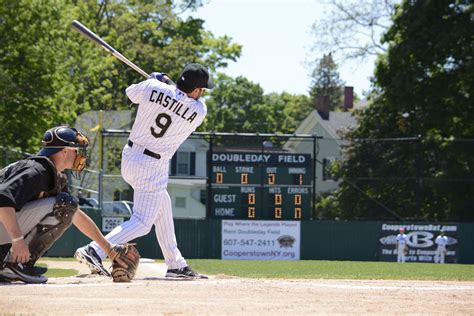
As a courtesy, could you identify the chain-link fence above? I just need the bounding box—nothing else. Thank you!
[330,136,474,221]
[2,134,473,221]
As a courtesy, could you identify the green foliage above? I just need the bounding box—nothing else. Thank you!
[0,0,241,153]
[203,73,311,136]
[329,0,474,221]
[0,0,72,150]
[308,53,344,111]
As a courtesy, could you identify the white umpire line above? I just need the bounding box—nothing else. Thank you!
[11,279,474,291]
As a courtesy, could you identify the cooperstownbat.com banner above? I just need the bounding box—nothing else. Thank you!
[379,223,459,263]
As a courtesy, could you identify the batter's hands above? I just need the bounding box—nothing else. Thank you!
[149,72,173,85]
[149,72,165,81]
[11,239,31,263]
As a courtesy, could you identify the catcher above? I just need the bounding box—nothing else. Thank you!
[0,126,139,283]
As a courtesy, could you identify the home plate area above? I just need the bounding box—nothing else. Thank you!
[1,259,472,315]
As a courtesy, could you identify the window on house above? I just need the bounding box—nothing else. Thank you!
[177,152,190,175]
[175,197,186,208]
[200,190,206,205]
[323,157,338,181]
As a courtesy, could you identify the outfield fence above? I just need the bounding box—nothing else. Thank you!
[46,214,474,264]
[1,133,473,222]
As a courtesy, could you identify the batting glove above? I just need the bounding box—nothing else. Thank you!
[148,72,166,81]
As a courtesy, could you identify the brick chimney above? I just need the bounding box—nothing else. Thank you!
[344,86,354,111]
[316,95,330,120]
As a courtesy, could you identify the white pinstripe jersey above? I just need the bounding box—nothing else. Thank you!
[126,79,207,159]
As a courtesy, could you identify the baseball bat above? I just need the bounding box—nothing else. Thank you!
[71,20,149,78]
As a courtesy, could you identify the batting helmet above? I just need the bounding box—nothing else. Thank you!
[37,126,89,171]
[177,63,214,93]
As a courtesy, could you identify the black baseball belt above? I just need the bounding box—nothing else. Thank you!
[127,140,161,160]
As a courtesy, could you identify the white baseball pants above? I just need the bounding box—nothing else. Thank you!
[90,143,187,269]
[434,246,446,264]
[397,245,406,263]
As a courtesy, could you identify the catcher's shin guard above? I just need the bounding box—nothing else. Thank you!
[26,192,78,263]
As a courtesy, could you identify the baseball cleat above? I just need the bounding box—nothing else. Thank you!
[165,266,208,279]
[74,245,110,276]
[22,263,48,276]
[0,262,48,284]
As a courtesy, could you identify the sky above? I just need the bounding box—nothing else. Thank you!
[186,0,377,97]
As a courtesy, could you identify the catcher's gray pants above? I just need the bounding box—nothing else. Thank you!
[0,198,56,261]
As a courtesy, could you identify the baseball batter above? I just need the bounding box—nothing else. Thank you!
[395,227,408,263]
[434,231,448,264]
[76,63,213,279]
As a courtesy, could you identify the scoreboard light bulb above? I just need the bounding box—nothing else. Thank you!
[248,207,256,218]
[294,194,302,205]
[248,193,256,204]
[268,173,275,185]
[241,173,248,184]
[275,194,282,205]
[216,172,223,184]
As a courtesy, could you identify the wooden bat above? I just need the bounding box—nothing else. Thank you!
[71,20,149,78]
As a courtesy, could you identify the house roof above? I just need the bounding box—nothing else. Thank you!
[316,111,358,140]
[284,110,358,150]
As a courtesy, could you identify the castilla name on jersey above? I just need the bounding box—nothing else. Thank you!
[149,90,198,123]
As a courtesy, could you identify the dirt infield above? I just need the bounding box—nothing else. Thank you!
[1,260,473,315]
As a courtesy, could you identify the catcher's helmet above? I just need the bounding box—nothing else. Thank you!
[37,126,88,156]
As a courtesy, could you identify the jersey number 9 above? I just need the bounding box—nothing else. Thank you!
[151,113,172,138]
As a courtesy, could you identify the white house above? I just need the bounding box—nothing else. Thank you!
[284,108,358,194]
[168,137,208,219]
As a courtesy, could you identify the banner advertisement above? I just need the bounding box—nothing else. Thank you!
[379,223,459,263]
[221,220,301,260]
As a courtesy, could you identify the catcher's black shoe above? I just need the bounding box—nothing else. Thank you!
[74,245,110,276]
[0,262,48,284]
[23,264,48,276]
[166,266,208,279]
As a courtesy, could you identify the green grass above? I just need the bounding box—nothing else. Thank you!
[187,259,474,281]
[37,262,78,278]
[39,258,474,281]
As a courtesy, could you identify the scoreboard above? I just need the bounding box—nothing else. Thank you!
[210,152,313,220]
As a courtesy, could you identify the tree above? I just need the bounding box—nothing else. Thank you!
[311,0,397,62]
[308,53,344,111]
[0,0,241,153]
[263,92,312,134]
[326,0,474,221]
[0,0,74,151]
[203,74,265,133]
[203,74,312,137]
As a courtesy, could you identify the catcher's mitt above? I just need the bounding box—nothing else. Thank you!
[108,243,140,282]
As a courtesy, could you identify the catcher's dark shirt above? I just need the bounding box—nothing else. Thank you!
[0,156,61,211]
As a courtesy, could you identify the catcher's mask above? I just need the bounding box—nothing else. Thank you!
[37,126,89,172]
